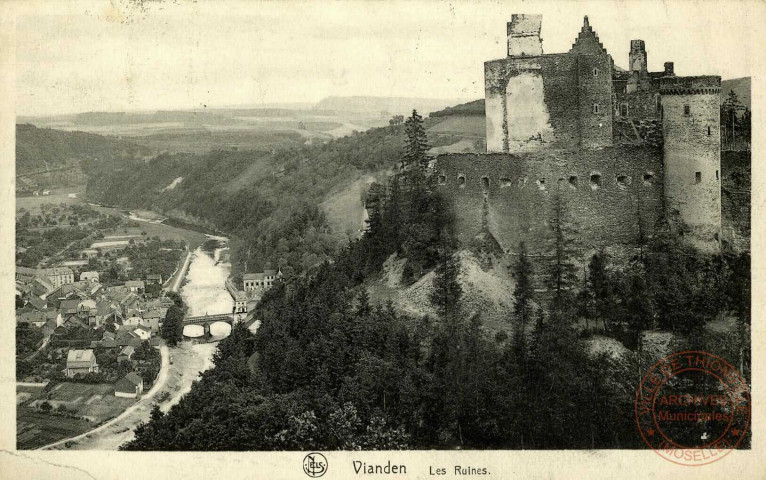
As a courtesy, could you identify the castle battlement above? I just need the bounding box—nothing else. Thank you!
[659,76,721,95]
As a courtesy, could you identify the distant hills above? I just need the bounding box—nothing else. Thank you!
[312,96,468,116]
[429,99,485,118]
[15,124,152,177]
[19,96,471,126]
[721,77,750,109]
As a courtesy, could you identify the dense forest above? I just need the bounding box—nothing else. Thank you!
[123,112,750,451]
[16,124,153,175]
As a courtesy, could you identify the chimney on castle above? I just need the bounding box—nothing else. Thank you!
[629,39,648,75]
[507,14,543,57]
[664,62,675,76]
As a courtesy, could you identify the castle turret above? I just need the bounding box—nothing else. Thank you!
[660,76,722,252]
[664,62,675,76]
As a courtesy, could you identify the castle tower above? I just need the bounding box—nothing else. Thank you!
[507,14,542,57]
[627,40,648,94]
[660,76,722,252]
[629,40,647,75]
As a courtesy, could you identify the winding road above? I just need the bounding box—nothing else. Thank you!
[170,250,193,292]
[37,344,170,450]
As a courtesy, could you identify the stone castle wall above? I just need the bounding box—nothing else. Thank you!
[434,147,664,255]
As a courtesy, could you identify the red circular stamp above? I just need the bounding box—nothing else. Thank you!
[635,351,750,466]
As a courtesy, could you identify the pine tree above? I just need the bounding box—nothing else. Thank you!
[356,288,371,317]
[403,109,430,170]
[588,248,612,332]
[547,192,578,315]
[511,242,534,366]
[430,244,462,321]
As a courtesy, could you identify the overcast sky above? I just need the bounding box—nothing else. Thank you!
[14,0,762,116]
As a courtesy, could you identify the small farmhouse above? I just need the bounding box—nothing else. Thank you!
[115,372,144,398]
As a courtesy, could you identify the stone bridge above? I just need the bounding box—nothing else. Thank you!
[183,313,242,336]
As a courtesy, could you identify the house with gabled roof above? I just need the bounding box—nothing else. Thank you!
[42,318,58,337]
[125,280,145,293]
[80,271,100,283]
[243,268,282,292]
[26,296,47,311]
[16,311,48,328]
[132,324,152,340]
[65,349,99,378]
[59,299,80,318]
[115,372,144,398]
[142,309,164,333]
[43,308,63,327]
[30,277,55,298]
[117,345,135,363]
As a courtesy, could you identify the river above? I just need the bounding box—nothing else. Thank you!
[181,241,234,339]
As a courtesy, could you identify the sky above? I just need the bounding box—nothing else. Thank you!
[13,0,763,117]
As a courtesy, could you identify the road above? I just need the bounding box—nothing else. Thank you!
[37,344,170,450]
[169,250,193,292]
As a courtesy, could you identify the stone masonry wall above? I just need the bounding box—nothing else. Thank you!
[485,54,581,153]
[662,90,721,252]
[485,53,615,154]
[577,55,614,149]
[434,147,664,256]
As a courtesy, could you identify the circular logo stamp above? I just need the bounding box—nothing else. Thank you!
[635,351,750,466]
[303,452,328,478]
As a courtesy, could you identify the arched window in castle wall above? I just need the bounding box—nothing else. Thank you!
[481,176,490,190]
[536,178,546,190]
[643,172,655,186]
[438,174,447,185]
[458,174,466,188]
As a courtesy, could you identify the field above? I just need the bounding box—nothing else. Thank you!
[75,203,208,251]
[16,382,135,449]
[15,186,85,214]
[426,115,486,137]
[103,220,208,251]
